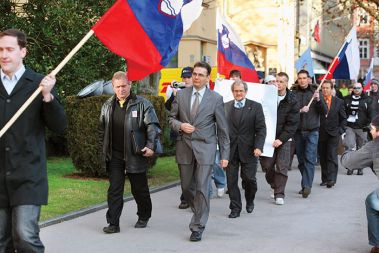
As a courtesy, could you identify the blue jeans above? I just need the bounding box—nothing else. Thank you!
[295,130,319,189]
[366,191,379,246]
[208,150,226,196]
[0,205,44,253]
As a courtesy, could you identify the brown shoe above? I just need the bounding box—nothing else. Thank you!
[302,187,311,198]
[370,246,379,253]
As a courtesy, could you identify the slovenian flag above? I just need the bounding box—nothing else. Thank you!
[92,0,202,80]
[217,12,259,83]
[322,27,360,81]
[363,58,374,92]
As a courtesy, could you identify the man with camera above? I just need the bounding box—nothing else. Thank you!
[165,66,193,111]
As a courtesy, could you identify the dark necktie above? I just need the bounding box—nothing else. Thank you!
[191,92,199,120]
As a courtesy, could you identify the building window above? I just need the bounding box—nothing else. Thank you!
[358,8,370,25]
[359,39,369,59]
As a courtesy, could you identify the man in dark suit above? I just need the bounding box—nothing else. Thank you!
[319,80,347,188]
[224,80,266,218]
[0,29,67,252]
[169,61,230,242]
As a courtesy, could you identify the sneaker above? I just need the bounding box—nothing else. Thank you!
[275,198,284,205]
[217,188,225,197]
[270,188,275,199]
[134,219,149,228]
[178,201,190,209]
[357,169,363,175]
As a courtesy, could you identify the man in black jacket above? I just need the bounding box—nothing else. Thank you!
[224,80,266,217]
[292,69,324,198]
[0,29,67,253]
[261,72,299,205]
[344,82,375,175]
[318,80,347,188]
[99,71,161,233]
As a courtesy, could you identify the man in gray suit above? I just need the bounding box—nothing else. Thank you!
[225,80,266,218]
[169,61,230,242]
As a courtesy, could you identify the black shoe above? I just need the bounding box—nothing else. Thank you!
[302,187,311,198]
[357,169,363,175]
[320,182,327,186]
[103,225,120,234]
[228,211,240,218]
[178,202,190,209]
[246,204,254,213]
[298,189,304,195]
[190,231,203,242]
[347,169,353,175]
[326,181,335,188]
[134,219,149,228]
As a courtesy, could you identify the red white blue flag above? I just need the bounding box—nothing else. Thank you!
[363,58,374,92]
[217,12,259,83]
[92,0,202,80]
[322,27,360,81]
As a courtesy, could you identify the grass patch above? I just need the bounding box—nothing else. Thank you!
[42,156,179,221]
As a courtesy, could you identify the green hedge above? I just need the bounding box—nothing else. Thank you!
[66,95,167,177]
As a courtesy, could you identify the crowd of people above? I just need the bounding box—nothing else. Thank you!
[1,28,379,253]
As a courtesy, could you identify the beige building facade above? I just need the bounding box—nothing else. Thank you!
[176,0,354,84]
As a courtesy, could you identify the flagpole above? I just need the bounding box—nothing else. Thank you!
[306,28,353,107]
[0,30,94,138]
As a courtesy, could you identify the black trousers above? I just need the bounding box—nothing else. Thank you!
[226,150,258,212]
[318,135,339,183]
[106,155,152,226]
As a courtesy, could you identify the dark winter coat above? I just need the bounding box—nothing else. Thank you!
[276,89,300,143]
[0,68,67,207]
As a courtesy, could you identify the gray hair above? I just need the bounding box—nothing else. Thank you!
[231,80,248,92]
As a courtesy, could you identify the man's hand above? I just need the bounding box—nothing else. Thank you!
[220,159,229,168]
[273,139,283,148]
[300,105,309,113]
[253,148,262,157]
[40,74,56,102]
[142,147,154,157]
[180,123,195,133]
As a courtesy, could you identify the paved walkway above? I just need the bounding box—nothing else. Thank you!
[41,162,376,253]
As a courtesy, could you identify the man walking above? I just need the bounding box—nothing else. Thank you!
[225,80,266,217]
[319,80,346,188]
[261,72,299,205]
[0,29,67,253]
[99,71,161,233]
[169,61,229,242]
[292,70,323,198]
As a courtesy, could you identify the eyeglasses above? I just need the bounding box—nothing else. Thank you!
[192,72,206,78]
[353,87,361,90]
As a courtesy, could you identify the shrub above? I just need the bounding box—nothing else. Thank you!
[66,95,167,177]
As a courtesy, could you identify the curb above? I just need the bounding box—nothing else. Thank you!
[39,181,180,228]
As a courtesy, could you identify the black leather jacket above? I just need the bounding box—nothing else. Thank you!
[99,93,160,173]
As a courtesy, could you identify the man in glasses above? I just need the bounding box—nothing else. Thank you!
[169,61,229,242]
[343,82,375,175]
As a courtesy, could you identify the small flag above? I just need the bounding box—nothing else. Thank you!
[313,21,320,44]
[363,58,374,92]
[295,47,315,77]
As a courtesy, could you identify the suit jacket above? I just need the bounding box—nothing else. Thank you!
[319,96,347,140]
[225,99,266,163]
[0,68,67,207]
[169,87,230,165]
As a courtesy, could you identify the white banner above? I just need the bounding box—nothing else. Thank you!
[214,79,278,157]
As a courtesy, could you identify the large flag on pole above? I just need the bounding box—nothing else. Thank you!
[363,58,374,92]
[217,12,259,82]
[92,0,203,80]
[322,27,360,81]
[295,47,315,77]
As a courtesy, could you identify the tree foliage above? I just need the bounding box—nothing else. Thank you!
[321,0,379,22]
[0,0,124,98]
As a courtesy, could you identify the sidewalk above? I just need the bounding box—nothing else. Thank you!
[41,163,376,253]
